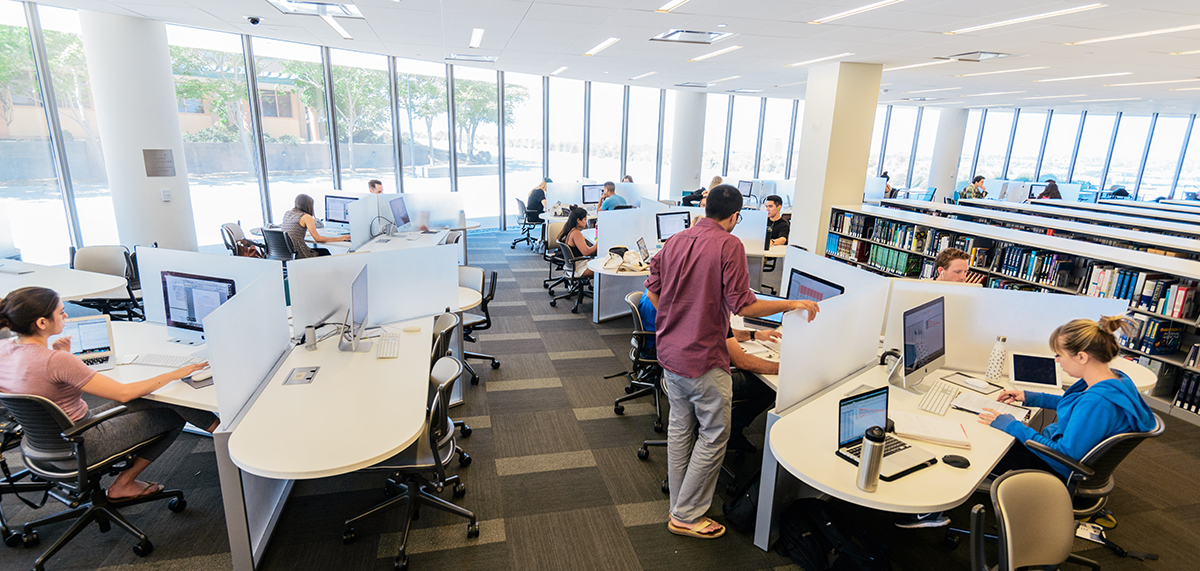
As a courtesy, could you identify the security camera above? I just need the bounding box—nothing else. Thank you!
[246,16,261,25]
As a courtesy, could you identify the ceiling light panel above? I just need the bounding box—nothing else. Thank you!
[903,87,961,94]
[785,52,854,67]
[550,66,568,76]
[630,71,657,80]
[810,0,906,25]
[945,4,1106,35]
[1070,97,1142,102]
[883,60,956,72]
[1034,72,1131,82]
[1104,78,1200,87]
[651,30,737,45]
[320,14,353,40]
[469,28,484,49]
[1019,94,1087,100]
[1067,23,1200,46]
[656,0,692,13]
[585,37,619,56]
[689,45,742,62]
[956,66,1049,77]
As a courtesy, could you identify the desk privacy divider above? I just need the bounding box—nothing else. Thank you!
[881,280,1126,374]
[545,182,582,208]
[135,247,283,325]
[614,183,660,207]
[348,197,379,250]
[390,193,465,228]
[0,203,16,256]
[596,208,647,255]
[781,248,889,298]
[732,209,769,254]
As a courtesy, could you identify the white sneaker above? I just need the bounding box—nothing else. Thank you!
[895,512,950,529]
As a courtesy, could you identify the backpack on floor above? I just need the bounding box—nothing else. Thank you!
[776,498,891,571]
[722,469,761,534]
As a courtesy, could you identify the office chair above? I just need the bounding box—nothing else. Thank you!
[969,470,1100,571]
[430,311,473,458]
[543,221,567,292]
[341,357,478,571]
[220,223,242,255]
[0,394,187,571]
[1,404,54,548]
[458,267,500,385]
[549,243,592,314]
[68,245,144,321]
[607,291,664,432]
[260,228,296,262]
[511,198,542,250]
[445,231,461,244]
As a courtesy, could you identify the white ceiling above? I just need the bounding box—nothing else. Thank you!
[36,0,1200,115]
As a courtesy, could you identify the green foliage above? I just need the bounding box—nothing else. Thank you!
[0,24,36,125]
[170,45,251,136]
[182,126,238,143]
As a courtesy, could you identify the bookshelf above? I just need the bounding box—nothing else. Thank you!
[1033,198,1200,226]
[960,199,1200,241]
[1161,199,1200,208]
[1099,199,1200,215]
[827,204,1200,426]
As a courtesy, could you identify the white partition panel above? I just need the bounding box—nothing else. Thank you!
[864,177,887,203]
[732,209,769,254]
[135,247,282,325]
[775,278,890,412]
[613,183,660,207]
[203,273,290,420]
[766,179,795,205]
[546,182,583,207]
[0,203,15,257]
[1059,183,1081,202]
[287,254,367,332]
[348,197,379,250]
[597,208,648,254]
[882,281,1126,373]
[781,248,889,299]
[397,193,465,228]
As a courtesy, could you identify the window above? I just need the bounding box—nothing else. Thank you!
[725,96,760,182]
[702,94,728,177]
[588,81,622,181]
[660,90,676,196]
[1072,114,1116,189]
[1104,115,1151,192]
[1039,112,1080,182]
[625,86,660,188]
[1177,121,1200,199]
[502,72,542,221]
[881,106,918,187]
[395,57,450,194]
[452,65,499,223]
[974,109,1013,180]
[866,105,887,177]
[330,49,394,196]
[168,24,265,245]
[177,98,205,114]
[258,90,293,118]
[955,109,983,190]
[759,98,794,180]
[547,77,583,181]
[909,108,940,189]
[1140,115,1189,200]
[1006,110,1048,181]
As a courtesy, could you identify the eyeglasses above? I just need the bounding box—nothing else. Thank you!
[733,212,742,226]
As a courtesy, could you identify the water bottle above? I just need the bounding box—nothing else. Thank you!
[986,335,1007,383]
[856,426,886,493]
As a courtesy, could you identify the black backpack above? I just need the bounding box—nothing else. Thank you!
[722,470,761,534]
[776,498,890,571]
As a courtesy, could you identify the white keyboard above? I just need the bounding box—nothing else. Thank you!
[376,333,401,359]
[918,381,959,416]
[756,339,781,354]
[131,354,204,368]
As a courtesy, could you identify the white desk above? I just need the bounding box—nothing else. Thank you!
[355,230,449,253]
[1033,199,1200,225]
[227,316,431,480]
[109,322,218,412]
[746,244,788,291]
[586,257,647,323]
[0,260,127,301]
[453,221,482,265]
[960,199,1200,240]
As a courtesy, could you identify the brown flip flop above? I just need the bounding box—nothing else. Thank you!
[667,518,726,539]
[108,481,163,503]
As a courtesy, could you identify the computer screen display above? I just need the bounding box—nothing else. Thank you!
[787,269,844,302]
[1028,183,1047,199]
[161,271,236,334]
[744,293,787,327]
[1012,354,1057,386]
[902,297,946,375]
[636,237,649,262]
[838,386,888,447]
[656,211,690,242]
[324,195,358,224]
[737,180,753,198]
[582,185,604,204]
[51,316,111,356]
[389,196,411,227]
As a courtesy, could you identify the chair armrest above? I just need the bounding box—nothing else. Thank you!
[969,504,988,571]
[63,405,128,439]
[1024,439,1094,478]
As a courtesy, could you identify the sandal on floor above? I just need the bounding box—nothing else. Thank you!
[108,481,163,503]
[667,518,726,539]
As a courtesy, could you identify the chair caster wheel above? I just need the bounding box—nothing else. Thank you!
[342,528,356,544]
[3,528,20,548]
[549,300,557,307]
[395,554,409,571]
[637,446,649,460]
[654,420,664,432]
[454,483,466,497]
[469,373,478,385]
[548,290,555,296]
[661,479,670,494]
[460,425,472,437]
[614,404,625,415]
[571,307,579,313]
[467,522,480,538]
[133,540,153,557]
[510,245,515,249]
[623,384,635,394]
[168,498,187,513]
[942,534,961,550]
[22,531,39,548]
[491,360,500,369]
[458,452,472,467]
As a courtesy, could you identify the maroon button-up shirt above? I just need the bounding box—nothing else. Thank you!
[645,216,757,379]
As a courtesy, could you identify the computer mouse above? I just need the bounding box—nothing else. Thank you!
[942,454,970,469]
[191,369,213,382]
[962,376,989,390]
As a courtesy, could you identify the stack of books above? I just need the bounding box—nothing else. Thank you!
[1174,371,1200,414]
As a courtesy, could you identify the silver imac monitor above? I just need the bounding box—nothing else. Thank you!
[339,266,372,352]
[388,196,411,233]
[324,195,358,225]
[582,184,604,205]
[896,296,946,393]
[161,271,236,345]
[655,211,690,242]
[737,180,754,198]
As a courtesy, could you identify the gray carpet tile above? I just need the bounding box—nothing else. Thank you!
[497,467,615,519]
[506,506,642,571]
[491,410,592,459]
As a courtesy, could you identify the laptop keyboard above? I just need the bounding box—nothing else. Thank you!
[82,356,110,366]
[846,435,910,458]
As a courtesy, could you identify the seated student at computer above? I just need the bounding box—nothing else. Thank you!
[0,287,218,501]
[933,248,971,282]
[961,176,987,199]
[622,175,634,183]
[599,182,628,211]
[682,176,722,207]
[1036,180,1062,200]
[528,179,550,216]
[558,207,597,277]
[367,179,383,194]
[764,194,789,246]
[283,194,350,258]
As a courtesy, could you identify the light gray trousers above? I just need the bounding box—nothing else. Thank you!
[664,367,731,525]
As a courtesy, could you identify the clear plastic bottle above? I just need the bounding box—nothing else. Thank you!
[986,335,1007,383]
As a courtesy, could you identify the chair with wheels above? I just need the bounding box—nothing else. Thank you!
[549,243,592,314]
[260,228,296,262]
[1,404,54,548]
[607,291,663,432]
[511,198,542,250]
[458,267,500,385]
[968,469,1100,571]
[0,394,187,571]
[341,357,478,571]
[68,245,143,321]
[543,221,567,292]
[430,311,472,458]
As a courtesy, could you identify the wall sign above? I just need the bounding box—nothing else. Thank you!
[143,149,176,177]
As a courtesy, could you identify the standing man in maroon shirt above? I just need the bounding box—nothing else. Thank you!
[645,185,819,539]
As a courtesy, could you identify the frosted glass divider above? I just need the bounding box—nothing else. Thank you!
[135,247,282,325]
[0,203,15,255]
[348,197,379,250]
[597,208,648,255]
[545,183,582,207]
[732,209,769,253]
[780,248,888,299]
[398,193,465,228]
[203,272,290,420]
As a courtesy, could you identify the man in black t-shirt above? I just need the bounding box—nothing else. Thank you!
[764,194,789,246]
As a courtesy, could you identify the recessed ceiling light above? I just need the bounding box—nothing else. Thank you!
[774,81,807,88]
[785,52,855,67]
[689,45,742,62]
[972,103,1014,107]
[630,71,658,80]
[1034,72,1131,82]
[1070,97,1142,102]
[903,87,961,94]
[945,4,1105,35]
[810,0,906,25]
[717,23,727,28]
[675,82,711,88]
[446,53,497,62]
[729,88,763,93]
[656,0,692,13]
[650,29,737,45]
[710,75,741,83]
[1170,49,1200,55]
[319,14,353,40]
[956,66,1049,77]
[962,90,1026,97]
[1067,23,1200,46]
[469,28,484,49]
[1019,94,1087,100]
[1104,78,1200,87]
[1169,87,1200,91]
[550,66,568,76]
[585,37,620,56]
[904,97,942,101]
[883,59,957,72]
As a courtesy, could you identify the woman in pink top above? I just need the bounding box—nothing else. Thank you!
[0,287,219,501]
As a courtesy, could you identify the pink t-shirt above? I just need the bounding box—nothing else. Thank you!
[0,339,97,421]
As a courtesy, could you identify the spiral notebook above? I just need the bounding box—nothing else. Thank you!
[950,391,1032,423]
[890,411,971,449]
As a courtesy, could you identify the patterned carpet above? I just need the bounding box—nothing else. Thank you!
[2,229,1199,571]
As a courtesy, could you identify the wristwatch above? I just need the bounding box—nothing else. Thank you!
[750,331,756,341]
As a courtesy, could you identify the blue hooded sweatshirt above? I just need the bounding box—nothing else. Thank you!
[989,370,1156,478]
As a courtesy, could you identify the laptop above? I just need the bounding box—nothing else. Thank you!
[835,386,938,481]
[50,315,116,371]
[636,238,651,264]
[743,292,788,329]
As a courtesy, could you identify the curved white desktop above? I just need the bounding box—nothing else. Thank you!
[108,322,218,412]
[0,260,128,300]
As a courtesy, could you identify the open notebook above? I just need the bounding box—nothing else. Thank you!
[890,411,970,449]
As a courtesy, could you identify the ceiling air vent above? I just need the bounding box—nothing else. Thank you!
[651,29,736,45]
[935,51,1016,62]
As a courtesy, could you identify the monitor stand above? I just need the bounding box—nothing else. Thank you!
[886,359,928,395]
[168,337,201,346]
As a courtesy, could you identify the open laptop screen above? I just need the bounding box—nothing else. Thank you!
[838,386,888,447]
[743,292,787,328]
[787,269,844,302]
[51,316,112,356]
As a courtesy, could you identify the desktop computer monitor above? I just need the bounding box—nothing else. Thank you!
[389,196,411,230]
[339,266,372,352]
[655,211,690,242]
[324,195,358,225]
[582,184,604,205]
[900,296,946,389]
[787,269,844,302]
[737,180,754,198]
[1028,183,1047,199]
[161,271,236,345]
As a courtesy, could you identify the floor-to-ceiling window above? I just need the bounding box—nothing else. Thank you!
[759,98,793,180]
[1039,111,1080,182]
[502,72,541,220]
[881,106,918,187]
[1140,115,1189,200]
[452,65,499,222]
[725,96,760,182]
[702,94,728,180]
[1176,123,1200,198]
[659,90,677,196]
[587,81,622,182]
[1071,114,1116,188]
[1006,110,1047,181]
[866,105,887,177]
[1104,115,1151,192]
[909,108,940,189]
[330,48,393,195]
[956,109,983,189]
[168,25,264,246]
[974,109,1013,180]
[395,57,450,193]
[547,77,583,182]
[625,86,660,187]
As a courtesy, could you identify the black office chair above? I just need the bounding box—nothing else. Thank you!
[549,243,592,314]
[68,245,144,321]
[969,470,1100,571]
[458,267,500,385]
[543,221,568,292]
[511,198,542,250]
[260,228,296,262]
[1,404,54,548]
[341,357,478,571]
[607,291,663,432]
[0,394,187,571]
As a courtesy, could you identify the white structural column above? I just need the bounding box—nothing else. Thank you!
[791,62,882,253]
[668,91,706,200]
[927,107,968,203]
[78,12,198,251]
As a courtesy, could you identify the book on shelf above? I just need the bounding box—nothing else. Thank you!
[1175,371,1200,413]
[1138,317,1183,356]
[1186,343,1200,368]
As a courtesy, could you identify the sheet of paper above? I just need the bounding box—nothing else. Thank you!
[890,410,971,447]
[951,391,1030,421]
